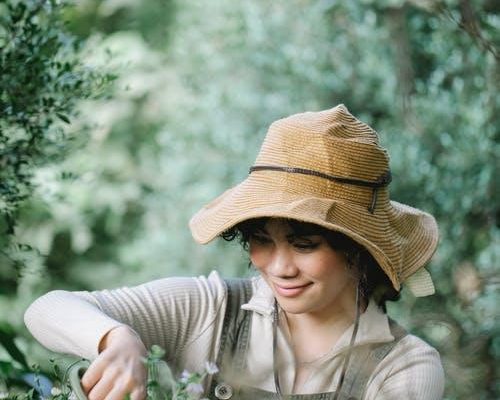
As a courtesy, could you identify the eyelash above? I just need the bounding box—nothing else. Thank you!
[292,240,319,250]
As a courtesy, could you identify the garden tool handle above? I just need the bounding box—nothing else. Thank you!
[68,360,91,400]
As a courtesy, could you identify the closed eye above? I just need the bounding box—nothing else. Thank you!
[249,232,272,244]
[289,236,321,251]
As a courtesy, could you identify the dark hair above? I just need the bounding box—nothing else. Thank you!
[222,217,400,311]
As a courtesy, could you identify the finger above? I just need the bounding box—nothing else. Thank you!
[104,375,139,400]
[86,370,116,400]
[129,386,146,400]
[118,384,146,400]
[81,354,112,392]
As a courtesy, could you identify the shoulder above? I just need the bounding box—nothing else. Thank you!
[366,333,444,400]
[386,333,444,378]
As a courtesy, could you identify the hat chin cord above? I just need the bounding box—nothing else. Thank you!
[272,283,362,399]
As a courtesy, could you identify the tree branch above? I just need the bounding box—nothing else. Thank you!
[438,0,499,60]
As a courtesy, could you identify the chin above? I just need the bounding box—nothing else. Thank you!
[275,297,317,315]
[280,306,308,315]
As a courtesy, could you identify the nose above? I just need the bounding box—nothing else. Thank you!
[268,245,299,278]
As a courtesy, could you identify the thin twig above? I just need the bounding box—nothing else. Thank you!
[437,2,499,60]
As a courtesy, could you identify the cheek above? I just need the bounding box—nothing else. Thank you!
[304,253,349,281]
[248,245,267,271]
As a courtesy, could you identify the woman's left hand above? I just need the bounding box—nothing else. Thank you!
[80,326,148,400]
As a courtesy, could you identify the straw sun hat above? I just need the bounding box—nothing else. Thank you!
[190,104,438,296]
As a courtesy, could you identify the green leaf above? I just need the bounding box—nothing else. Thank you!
[56,113,70,124]
[0,323,29,369]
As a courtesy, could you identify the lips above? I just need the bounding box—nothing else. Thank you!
[273,282,313,298]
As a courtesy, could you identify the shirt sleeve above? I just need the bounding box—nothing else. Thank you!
[24,271,227,362]
[365,334,445,400]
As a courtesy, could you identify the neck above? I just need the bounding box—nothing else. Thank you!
[285,297,359,335]
[282,286,368,359]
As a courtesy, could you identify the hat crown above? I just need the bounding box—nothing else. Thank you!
[255,104,390,183]
[271,104,380,144]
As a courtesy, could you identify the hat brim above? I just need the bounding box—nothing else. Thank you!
[189,172,439,294]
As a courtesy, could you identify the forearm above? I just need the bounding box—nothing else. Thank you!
[24,272,227,362]
[24,290,125,359]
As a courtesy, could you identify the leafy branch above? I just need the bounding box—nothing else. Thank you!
[0,0,114,235]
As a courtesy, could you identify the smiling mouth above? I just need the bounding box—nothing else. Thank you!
[273,282,313,298]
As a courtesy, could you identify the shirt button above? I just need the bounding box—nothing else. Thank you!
[214,383,233,399]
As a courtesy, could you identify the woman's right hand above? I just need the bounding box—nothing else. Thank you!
[81,326,148,400]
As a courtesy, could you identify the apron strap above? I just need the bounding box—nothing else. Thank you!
[335,318,408,400]
[209,278,253,397]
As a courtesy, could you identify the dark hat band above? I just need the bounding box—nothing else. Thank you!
[249,165,391,188]
[249,165,392,213]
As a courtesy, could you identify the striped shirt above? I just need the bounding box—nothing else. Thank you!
[24,271,444,399]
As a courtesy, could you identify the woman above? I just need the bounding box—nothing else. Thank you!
[25,105,444,399]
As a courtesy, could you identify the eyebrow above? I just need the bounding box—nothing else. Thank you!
[251,229,269,236]
[286,233,322,242]
[251,228,321,240]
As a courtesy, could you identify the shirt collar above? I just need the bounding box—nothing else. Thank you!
[241,276,276,316]
[241,276,395,347]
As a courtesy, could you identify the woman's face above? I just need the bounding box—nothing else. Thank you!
[249,219,358,318]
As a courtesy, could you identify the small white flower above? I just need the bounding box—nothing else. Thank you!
[204,361,219,375]
[0,392,8,400]
[186,382,204,396]
[51,387,62,396]
[180,369,191,383]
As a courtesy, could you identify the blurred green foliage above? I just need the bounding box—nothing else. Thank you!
[1,0,498,399]
[0,0,113,298]
[0,0,112,394]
